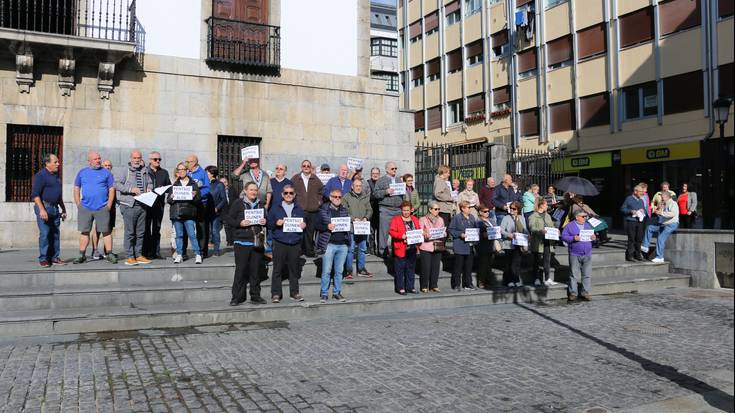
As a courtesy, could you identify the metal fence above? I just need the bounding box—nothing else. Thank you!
[206,16,280,74]
[506,147,565,194]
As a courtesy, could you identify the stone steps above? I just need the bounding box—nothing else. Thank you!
[0,272,690,337]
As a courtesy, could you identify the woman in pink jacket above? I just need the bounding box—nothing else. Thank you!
[419,201,445,293]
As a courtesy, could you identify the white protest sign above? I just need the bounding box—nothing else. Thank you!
[588,217,602,228]
[331,217,351,232]
[172,186,193,201]
[464,228,480,242]
[405,229,424,245]
[451,191,459,202]
[317,173,334,185]
[353,221,371,235]
[154,185,172,196]
[635,210,645,222]
[134,192,158,207]
[390,182,407,196]
[283,217,303,233]
[243,208,264,223]
[487,226,502,240]
[513,233,529,247]
[579,229,595,242]
[429,227,447,240]
[240,145,259,160]
[544,227,560,241]
[347,157,364,170]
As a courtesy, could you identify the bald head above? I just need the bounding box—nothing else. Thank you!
[186,154,199,172]
[502,174,512,186]
[87,151,102,169]
[130,150,143,167]
[338,164,349,179]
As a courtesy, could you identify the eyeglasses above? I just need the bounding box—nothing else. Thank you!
[176,168,187,171]
[480,210,489,213]
[389,167,397,170]
[579,215,588,218]
[510,208,518,211]
[429,207,439,210]
[149,158,161,162]
[301,164,311,168]
[276,167,285,170]
[331,196,342,199]
[283,192,295,195]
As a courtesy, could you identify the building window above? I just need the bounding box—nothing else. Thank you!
[491,30,509,58]
[549,100,576,133]
[579,93,610,128]
[447,100,464,125]
[545,0,567,9]
[409,20,422,42]
[373,72,399,92]
[447,49,463,73]
[427,106,442,130]
[5,125,64,203]
[466,40,483,66]
[721,63,734,98]
[446,1,461,25]
[721,0,735,18]
[659,0,701,36]
[411,65,424,87]
[427,58,441,82]
[218,135,261,195]
[663,71,704,114]
[623,82,658,120]
[619,7,654,48]
[467,93,486,115]
[517,47,538,77]
[415,110,426,132]
[547,35,573,70]
[519,108,540,137]
[371,38,398,57]
[425,11,439,36]
[492,86,511,111]
[577,23,606,60]
[465,0,482,16]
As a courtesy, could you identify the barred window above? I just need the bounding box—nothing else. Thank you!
[5,125,64,202]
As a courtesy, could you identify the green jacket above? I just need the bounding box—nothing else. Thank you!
[527,211,554,253]
[343,190,373,220]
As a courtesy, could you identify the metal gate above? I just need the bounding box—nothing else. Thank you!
[506,147,565,193]
[5,124,64,202]
[217,135,261,195]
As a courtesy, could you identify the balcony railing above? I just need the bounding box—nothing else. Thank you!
[206,16,280,75]
[1,0,141,43]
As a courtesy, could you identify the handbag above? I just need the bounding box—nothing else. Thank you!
[252,227,266,252]
[492,240,502,253]
[433,240,446,252]
[514,216,529,254]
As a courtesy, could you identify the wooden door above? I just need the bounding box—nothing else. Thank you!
[212,0,269,63]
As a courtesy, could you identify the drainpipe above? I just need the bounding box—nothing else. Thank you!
[509,0,519,149]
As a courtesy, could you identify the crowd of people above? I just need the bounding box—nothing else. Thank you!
[30,151,690,305]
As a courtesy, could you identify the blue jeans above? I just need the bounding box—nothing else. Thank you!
[345,234,367,273]
[174,220,201,256]
[320,243,348,296]
[210,215,222,253]
[642,222,679,259]
[35,204,61,262]
[394,248,417,292]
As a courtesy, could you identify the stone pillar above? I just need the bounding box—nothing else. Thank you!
[356,0,371,78]
[489,144,509,182]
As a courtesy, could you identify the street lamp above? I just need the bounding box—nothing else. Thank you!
[713,97,732,139]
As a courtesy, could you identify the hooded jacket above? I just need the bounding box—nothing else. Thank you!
[343,190,373,221]
[114,162,153,207]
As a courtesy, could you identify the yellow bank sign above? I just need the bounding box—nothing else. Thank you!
[621,141,700,165]
[552,152,612,173]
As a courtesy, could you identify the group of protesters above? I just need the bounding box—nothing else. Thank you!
[31,150,691,305]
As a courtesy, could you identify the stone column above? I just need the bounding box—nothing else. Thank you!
[356,0,371,78]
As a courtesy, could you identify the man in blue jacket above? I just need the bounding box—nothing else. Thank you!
[316,188,351,303]
[620,185,646,262]
[186,155,211,258]
[322,164,352,200]
[267,184,306,303]
[492,174,520,224]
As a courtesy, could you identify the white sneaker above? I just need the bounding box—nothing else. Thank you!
[640,245,649,253]
[507,283,515,288]
[195,255,202,264]
[651,257,665,263]
[534,279,542,287]
[545,280,557,286]
[174,255,182,264]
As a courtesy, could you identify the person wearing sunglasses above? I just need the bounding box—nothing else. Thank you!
[448,200,481,291]
[315,189,351,302]
[500,201,527,288]
[475,204,498,289]
[290,159,325,257]
[267,184,307,303]
[143,152,171,260]
[168,162,203,265]
[560,209,596,301]
[419,201,445,292]
[372,161,403,257]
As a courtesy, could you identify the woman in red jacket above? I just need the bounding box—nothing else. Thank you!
[389,201,421,295]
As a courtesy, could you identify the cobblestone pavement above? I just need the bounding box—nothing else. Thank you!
[0,288,732,413]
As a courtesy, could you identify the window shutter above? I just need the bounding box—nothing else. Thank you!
[466,40,483,58]
[424,12,439,32]
[579,93,610,128]
[519,109,539,137]
[427,106,442,130]
[415,110,425,130]
[721,0,735,18]
[411,65,424,80]
[517,48,537,73]
[493,86,510,105]
[659,0,700,35]
[664,71,704,114]
[445,1,460,15]
[619,7,654,47]
[426,59,441,76]
[547,35,573,66]
[720,63,734,98]
[517,0,533,6]
[447,49,463,72]
[491,30,509,47]
[409,20,422,38]
[549,100,575,133]
[577,23,606,59]
[467,93,485,114]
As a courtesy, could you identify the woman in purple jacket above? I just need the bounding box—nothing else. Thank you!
[561,209,596,302]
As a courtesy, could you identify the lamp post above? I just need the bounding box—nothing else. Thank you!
[713,97,732,139]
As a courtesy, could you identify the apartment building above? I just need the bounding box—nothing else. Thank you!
[399,0,734,228]
[371,1,400,93]
[0,0,414,248]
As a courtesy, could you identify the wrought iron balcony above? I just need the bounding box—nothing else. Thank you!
[206,16,280,75]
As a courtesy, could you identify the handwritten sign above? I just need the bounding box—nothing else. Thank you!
[588,217,602,228]
[429,227,446,240]
[317,173,334,185]
[283,217,303,233]
[405,230,424,245]
[487,226,502,240]
[544,227,560,241]
[464,228,480,242]
[451,191,459,202]
[390,182,406,196]
[243,208,264,223]
[579,229,594,242]
[331,217,351,232]
[172,186,193,201]
[512,233,529,247]
[353,221,371,235]
[347,157,364,170]
[240,145,259,160]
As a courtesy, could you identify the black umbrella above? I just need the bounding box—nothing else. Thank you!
[554,176,599,196]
